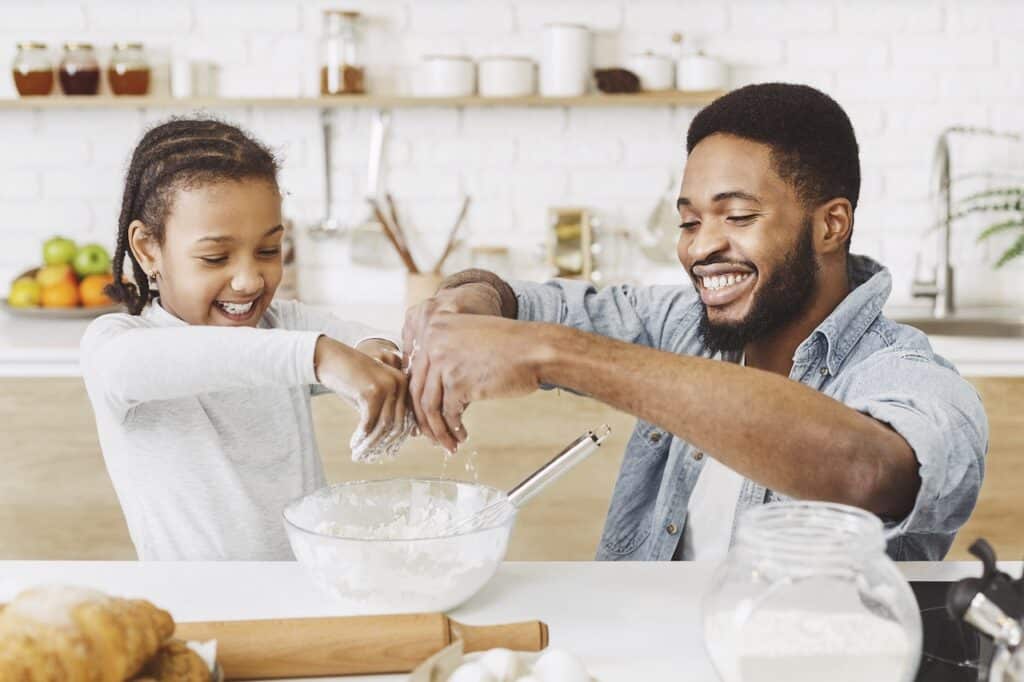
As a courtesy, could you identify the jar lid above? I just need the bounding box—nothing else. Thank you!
[478,55,534,63]
[543,22,588,30]
[113,42,144,50]
[628,51,671,61]
[422,54,474,62]
[63,42,95,51]
[16,41,47,50]
[323,9,360,17]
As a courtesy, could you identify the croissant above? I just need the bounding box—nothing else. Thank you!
[133,639,210,682]
[0,585,174,681]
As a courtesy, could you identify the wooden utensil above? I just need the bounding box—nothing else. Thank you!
[369,198,420,273]
[175,613,548,679]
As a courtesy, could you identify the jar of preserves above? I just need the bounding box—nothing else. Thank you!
[320,10,365,95]
[703,501,922,682]
[59,42,100,95]
[11,42,54,96]
[108,42,150,96]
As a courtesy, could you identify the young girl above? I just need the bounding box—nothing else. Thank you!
[81,118,410,561]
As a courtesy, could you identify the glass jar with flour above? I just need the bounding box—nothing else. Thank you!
[703,501,922,682]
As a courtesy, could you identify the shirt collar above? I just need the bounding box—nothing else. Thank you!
[141,298,188,327]
[793,254,892,374]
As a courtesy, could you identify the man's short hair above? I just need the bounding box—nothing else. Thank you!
[687,83,861,214]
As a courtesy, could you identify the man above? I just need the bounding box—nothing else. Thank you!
[402,83,988,561]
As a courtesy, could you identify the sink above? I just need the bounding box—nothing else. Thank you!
[890,308,1024,338]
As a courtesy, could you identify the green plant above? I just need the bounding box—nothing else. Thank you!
[953,187,1024,268]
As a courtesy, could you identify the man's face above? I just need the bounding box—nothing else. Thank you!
[677,133,819,352]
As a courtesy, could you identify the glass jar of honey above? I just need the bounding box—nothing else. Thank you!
[11,42,54,96]
[320,10,365,95]
[108,43,150,95]
[59,42,100,95]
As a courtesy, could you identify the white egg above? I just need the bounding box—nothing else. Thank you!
[449,661,497,682]
[532,648,590,682]
[514,677,542,682]
[478,648,522,681]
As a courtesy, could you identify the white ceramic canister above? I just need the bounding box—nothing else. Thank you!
[419,55,476,97]
[540,23,590,97]
[676,51,728,91]
[626,51,675,91]
[478,56,535,97]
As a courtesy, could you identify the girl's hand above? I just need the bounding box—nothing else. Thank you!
[355,337,403,371]
[314,336,409,448]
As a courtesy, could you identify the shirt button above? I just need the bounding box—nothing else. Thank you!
[650,432,662,444]
[666,523,679,535]
[693,451,705,461]
[819,367,829,376]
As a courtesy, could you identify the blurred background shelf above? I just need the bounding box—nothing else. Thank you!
[0,91,724,110]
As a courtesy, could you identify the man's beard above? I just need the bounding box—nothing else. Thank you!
[697,217,819,354]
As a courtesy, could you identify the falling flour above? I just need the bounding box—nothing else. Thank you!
[732,610,911,682]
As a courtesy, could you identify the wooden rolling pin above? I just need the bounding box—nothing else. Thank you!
[175,613,549,679]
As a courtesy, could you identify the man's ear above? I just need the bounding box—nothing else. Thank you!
[817,198,854,255]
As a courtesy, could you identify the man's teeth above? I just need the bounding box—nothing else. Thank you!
[217,300,255,315]
[701,273,753,291]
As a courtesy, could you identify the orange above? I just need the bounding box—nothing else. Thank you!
[41,280,80,308]
[79,273,114,307]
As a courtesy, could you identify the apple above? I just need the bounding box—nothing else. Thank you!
[72,243,112,277]
[36,263,77,289]
[8,277,41,307]
[43,236,77,266]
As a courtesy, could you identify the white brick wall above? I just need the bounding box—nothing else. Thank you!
[0,0,1022,306]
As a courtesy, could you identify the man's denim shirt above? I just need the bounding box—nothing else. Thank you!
[512,255,988,561]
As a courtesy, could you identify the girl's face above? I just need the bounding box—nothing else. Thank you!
[133,178,284,327]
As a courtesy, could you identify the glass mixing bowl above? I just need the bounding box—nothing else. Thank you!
[283,478,515,614]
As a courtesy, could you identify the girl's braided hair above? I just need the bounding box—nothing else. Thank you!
[106,118,280,314]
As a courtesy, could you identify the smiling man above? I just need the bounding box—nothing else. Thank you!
[402,83,988,561]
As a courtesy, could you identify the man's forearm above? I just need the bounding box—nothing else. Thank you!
[528,323,920,518]
[440,269,518,319]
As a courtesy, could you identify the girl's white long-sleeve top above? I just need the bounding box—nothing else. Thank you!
[80,299,388,561]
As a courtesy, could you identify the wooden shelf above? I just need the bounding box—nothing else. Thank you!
[0,91,723,110]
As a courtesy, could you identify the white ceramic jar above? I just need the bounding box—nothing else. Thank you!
[676,51,728,91]
[626,51,674,91]
[540,23,590,97]
[478,56,535,97]
[419,55,476,97]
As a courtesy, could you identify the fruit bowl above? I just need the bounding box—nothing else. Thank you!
[3,267,121,319]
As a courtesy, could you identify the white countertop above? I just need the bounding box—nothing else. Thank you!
[1,304,1022,377]
[0,560,1013,682]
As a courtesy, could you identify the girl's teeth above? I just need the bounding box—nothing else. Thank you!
[218,300,255,315]
[702,273,751,291]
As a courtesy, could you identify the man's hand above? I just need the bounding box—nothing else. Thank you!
[401,282,504,369]
[405,313,545,452]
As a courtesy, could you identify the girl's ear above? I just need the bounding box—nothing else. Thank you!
[128,220,160,277]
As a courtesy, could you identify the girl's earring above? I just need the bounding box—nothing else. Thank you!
[148,271,158,287]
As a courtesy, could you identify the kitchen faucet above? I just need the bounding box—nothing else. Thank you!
[911,126,1023,318]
